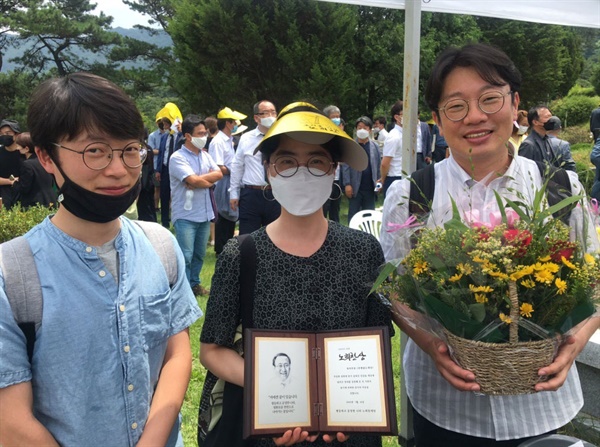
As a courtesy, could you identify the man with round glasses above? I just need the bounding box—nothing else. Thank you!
[381,43,599,446]
[0,72,201,446]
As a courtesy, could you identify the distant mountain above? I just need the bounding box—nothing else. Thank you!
[1,27,172,72]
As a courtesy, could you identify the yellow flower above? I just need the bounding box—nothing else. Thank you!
[533,262,559,273]
[457,263,473,275]
[469,284,494,293]
[534,269,554,284]
[520,303,534,318]
[521,279,536,289]
[474,293,488,303]
[555,278,567,295]
[449,273,463,282]
[499,313,512,324]
[413,261,428,275]
[538,255,551,262]
[583,253,595,266]
[488,270,509,280]
[510,265,534,281]
[561,256,576,270]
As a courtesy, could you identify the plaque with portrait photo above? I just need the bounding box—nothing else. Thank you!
[243,326,397,439]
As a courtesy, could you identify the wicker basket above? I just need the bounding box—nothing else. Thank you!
[444,281,559,395]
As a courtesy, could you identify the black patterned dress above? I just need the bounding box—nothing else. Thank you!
[200,222,392,447]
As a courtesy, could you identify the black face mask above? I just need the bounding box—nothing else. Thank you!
[54,162,141,223]
[0,135,14,147]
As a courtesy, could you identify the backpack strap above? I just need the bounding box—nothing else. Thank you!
[409,163,436,215]
[134,220,178,286]
[0,236,42,364]
[237,234,256,330]
[534,161,573,224]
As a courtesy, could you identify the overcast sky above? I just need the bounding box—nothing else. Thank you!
[92,0,157,29]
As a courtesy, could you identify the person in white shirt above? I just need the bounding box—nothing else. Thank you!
[373,116,389,148]
[379,100,404,198]
[229,100,281,234]
[380,43,600,447]
[209,107,247,255]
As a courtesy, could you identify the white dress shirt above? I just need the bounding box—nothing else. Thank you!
[208,130,234,171]
[382,124,403,177]
[229,127,267,200]
[380,154,599,440]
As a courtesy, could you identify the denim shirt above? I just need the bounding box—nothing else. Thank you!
[0,217,202,446]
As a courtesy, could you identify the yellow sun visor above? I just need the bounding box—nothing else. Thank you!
[254,104,368,171]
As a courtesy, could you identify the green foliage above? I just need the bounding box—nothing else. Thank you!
[477,18,584,108]
[561,125,594,145]
[4,0,123,76]
[550,94,600,126]
[567,84,597,97]
[0,71,41,129]
[0,204,54,243]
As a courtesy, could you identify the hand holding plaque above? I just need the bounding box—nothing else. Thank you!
[243,326,397,439]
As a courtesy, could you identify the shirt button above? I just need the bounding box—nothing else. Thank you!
[123,345,130,353]
[99,270,106,277]
[131,422,138,430]
[128,384,134,391]
[119,304,125,312]
[85,246,92,253]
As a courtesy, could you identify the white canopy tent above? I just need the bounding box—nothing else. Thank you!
[318,1,599,444]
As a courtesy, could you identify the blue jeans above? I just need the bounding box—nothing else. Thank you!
[174,219,210,288]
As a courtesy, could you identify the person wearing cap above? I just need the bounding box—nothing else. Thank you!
[342,116,381,225]
[229,100,281,235]
[209,106,247,255]
[518,106,576,171]
[0,119,24,207]
[199,102,391,447]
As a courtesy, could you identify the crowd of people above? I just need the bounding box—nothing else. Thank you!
[0,42,599,447]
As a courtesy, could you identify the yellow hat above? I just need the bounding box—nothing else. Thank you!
[217,107,247,120]
[157,102,182,124]
[255,102,367,171]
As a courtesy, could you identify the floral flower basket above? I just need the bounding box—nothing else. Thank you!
[443,282,560,395]
[374,182,600,395]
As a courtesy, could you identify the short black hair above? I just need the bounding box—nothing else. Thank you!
[181,114,205,136]
[27,72,144,156]
[374,116,386,125]
[390,101,403,120]
[424,43,521,113]
[527,105,549,127]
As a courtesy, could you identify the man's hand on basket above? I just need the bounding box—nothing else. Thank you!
[425,336,481,393]
[535,317,600,392]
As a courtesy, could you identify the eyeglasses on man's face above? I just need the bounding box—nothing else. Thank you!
[438,90,512,122]
[257,110,277,117]
[271,155,335,178]
[52,141,147,170]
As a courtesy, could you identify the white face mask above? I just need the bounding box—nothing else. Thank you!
[260,116,276,128]
[269,167,334,216]
[517,125,528,135]
[191,136,207,150]
[356,129,370,140]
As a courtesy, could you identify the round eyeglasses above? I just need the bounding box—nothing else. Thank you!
[52,142,147,170]
[271,155,335,178]
[438,90,512,122]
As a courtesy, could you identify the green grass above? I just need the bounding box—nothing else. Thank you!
[179,198,403,446]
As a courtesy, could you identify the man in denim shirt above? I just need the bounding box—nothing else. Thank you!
[0,73,202,446]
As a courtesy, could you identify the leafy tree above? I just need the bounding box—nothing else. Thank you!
[3,0,122,76]
[168,0,358,116]
[477,18,584,107]
[0,70,39,125]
